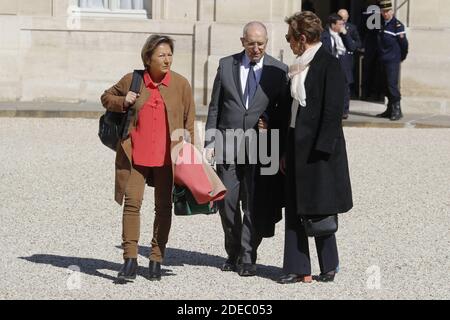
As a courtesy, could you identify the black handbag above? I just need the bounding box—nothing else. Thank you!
[172,185,218,216]
[98,70,143,151]
[302,215,338,237]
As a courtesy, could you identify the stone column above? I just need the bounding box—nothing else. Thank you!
[196,0,215,21]
[288,0,302,15]
[152,0,168,20]
[53,0,77,17]
[0,1,19,14]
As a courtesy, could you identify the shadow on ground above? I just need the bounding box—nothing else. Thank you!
[19,246,282,283]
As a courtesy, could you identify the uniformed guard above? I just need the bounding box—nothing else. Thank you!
[376,0,409,121]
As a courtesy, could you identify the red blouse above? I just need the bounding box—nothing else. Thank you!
[130,71,171,167]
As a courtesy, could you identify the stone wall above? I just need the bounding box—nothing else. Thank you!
[0,0,448,112]
[400,0,450,112]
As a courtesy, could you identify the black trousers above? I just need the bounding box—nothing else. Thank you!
[283,212,339,275]
[343,83,351,114]
[382,62,401,105]
[283,130,339,275]
[216,163,262,265]
[361,53,384,101]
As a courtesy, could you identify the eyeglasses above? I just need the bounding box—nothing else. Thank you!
[243,40,266,48]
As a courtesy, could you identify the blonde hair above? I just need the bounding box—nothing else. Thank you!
[285,11,323,44]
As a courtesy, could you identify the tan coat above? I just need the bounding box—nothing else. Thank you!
[101,71,196,205]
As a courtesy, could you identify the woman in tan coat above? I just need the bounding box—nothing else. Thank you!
[101,35,195,282]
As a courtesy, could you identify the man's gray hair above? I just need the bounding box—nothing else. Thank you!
[243,21,268,38]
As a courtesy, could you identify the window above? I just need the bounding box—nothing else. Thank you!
[79,0,106,8]
[77,0,150,18]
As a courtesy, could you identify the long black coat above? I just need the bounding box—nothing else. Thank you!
[285,46,353,217]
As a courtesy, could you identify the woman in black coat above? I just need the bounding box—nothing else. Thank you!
[278,11,353,284]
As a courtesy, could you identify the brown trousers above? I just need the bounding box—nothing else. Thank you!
[122,164,173,262]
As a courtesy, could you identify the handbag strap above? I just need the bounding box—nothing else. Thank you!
[121,70,144,139]
[130,69,144,93]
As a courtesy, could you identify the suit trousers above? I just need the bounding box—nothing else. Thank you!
[122,164,173,262]
[283,131,339,275]
[382,62,401,104]
[216,163,262,265]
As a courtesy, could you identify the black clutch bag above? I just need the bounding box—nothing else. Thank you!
[302,215,338,237]
[172,185,218,216]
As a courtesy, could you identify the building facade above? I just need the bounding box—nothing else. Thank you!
[0,0,449,113]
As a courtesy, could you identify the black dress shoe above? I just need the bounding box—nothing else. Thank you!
[148,260,161,281]
[313,271,336,282]
[277,274,312,284]
[376,104,393,118]
[221,260,237,272]
[238,264,256,277]
[390,102,403,121]
[117,258,138,280]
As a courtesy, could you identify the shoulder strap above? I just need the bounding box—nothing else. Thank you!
[129,69,144,93]
[121,70,144,139]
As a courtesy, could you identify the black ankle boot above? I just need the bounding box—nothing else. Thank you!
[117,258,138,280]
[148,260,161,281]
[390,102,403,121]
[376,103,392,118]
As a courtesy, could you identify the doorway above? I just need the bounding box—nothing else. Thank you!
[302,0,377,32]
[302,0,384,101]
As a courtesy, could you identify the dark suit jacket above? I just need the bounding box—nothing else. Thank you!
[321,28,357,84]
[285,46,353,217]
[346,22,362,50]
[205,52,291,237]
[205,51,290,162]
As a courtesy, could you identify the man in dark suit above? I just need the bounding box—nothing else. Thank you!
[338,9,362,99]
[321,13,358,119]
[204,21,290,277]
[338,9,362,51]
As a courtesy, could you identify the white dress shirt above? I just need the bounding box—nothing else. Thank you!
[240,54,264,109]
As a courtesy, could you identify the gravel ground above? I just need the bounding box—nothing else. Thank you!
[0,118,449,300]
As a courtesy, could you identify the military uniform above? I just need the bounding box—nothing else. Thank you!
[376,1,409,120]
